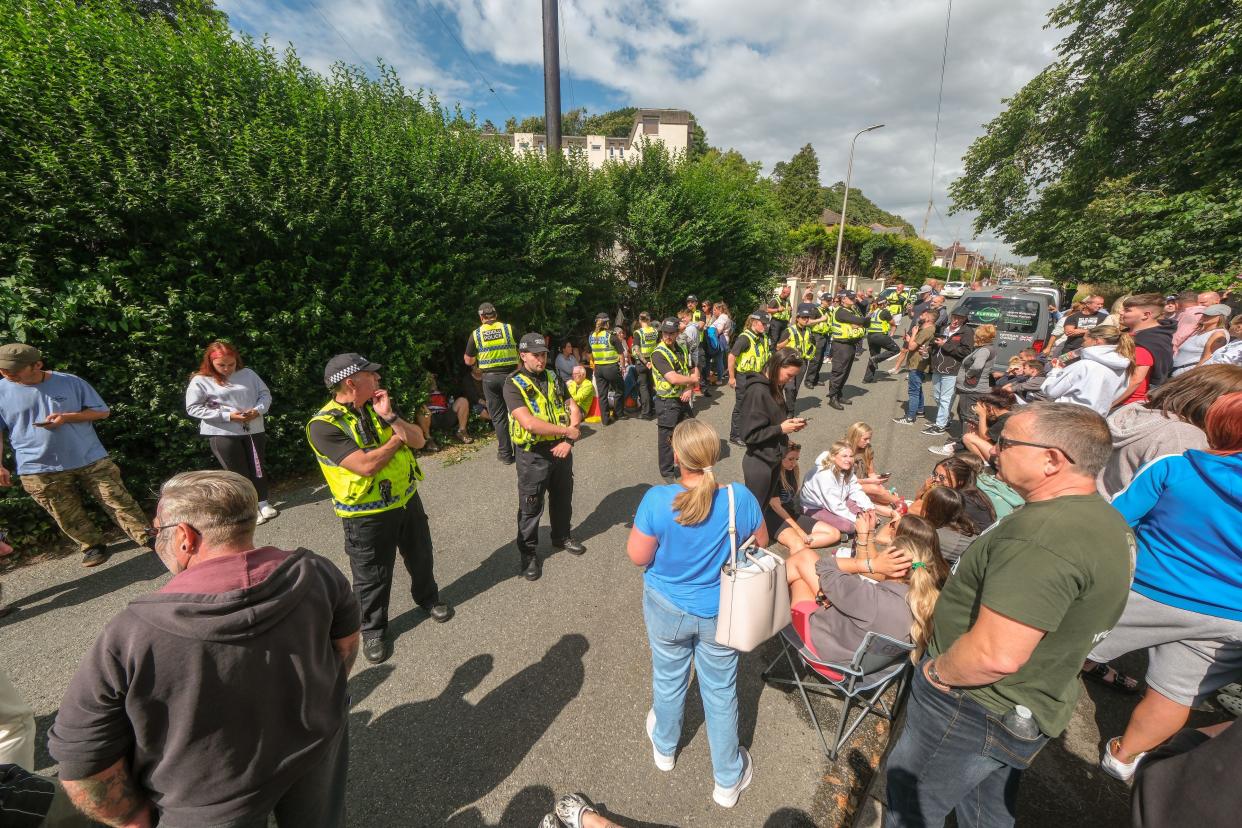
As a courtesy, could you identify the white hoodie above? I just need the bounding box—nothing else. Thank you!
[800,452,874,520]
[1041,345,1131,415]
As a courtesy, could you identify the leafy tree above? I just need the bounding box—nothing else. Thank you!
[822,183,916,235]
[950,0,1242,291]
[773,144,823,227]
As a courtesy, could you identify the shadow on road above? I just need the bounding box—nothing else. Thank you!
[346,634,589,826]
[1,548,165,628]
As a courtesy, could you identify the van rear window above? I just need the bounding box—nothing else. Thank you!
[954,297,1042,334]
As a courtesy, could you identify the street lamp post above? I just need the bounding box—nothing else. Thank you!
[831,123,885,294]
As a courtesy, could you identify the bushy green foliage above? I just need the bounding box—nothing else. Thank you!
[0,0,781,547]
[822,183,916,235]
[786,223,933,284]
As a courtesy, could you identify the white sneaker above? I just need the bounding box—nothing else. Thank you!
[713,746,753,808]
[259,504,279,520]
[928,442,956,456]
[646,709,675,771]
[1100,737,1145,782]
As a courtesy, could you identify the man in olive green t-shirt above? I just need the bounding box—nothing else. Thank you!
[885,403,1134,828]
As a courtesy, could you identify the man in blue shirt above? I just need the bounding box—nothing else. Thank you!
[0,344,151,567]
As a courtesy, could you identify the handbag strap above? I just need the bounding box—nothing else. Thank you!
[726,483,738,569]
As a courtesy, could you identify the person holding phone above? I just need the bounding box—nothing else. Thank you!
[739,348,807,519]
[185,341,278,523]
[0,343,151,568]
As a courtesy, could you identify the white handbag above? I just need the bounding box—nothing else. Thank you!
[716,484,791,651]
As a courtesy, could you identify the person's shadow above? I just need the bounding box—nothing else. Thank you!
[1,549,166,628]
[346,634,589,826]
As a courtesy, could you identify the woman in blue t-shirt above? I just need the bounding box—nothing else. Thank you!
[627,419,767,810]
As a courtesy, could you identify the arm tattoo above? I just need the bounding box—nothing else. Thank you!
[64,758,150,827]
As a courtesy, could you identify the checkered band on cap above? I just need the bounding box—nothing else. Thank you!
[327,362,363,385]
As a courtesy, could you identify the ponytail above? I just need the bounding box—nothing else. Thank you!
[890,515,949,660]
[1089,324,1136,378]
[670,419,722,526]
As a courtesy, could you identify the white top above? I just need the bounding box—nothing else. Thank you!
[185,368,272,436]
[1042,345,1130,415]
[1172,329,1225,374]
[800,453,874,520]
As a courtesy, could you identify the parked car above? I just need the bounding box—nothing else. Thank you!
[951,288,1054,370]
[942,281,966,298]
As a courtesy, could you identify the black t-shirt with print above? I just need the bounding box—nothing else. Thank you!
[1062,310,1108,351]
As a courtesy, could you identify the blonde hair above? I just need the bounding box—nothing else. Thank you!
[889,515,949,660]
[973,323,997,345]
[819,440,854,482]
[671,419,722,526]
[158,470,257,546]
[1085,324,1136,377]
[844,422,874,477]
[1007,356,1024,371]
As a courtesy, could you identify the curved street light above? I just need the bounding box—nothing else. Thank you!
[831,123,886,292]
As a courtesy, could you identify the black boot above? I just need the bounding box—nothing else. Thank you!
[829,396,844,411]
[521,554,542,581]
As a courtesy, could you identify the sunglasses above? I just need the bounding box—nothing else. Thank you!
[996,435,1076,465]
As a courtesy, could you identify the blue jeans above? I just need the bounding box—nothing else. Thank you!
[884,660,1049,828]
[905,369,926,421]
[931,372,956,428]
[642,584,744,787]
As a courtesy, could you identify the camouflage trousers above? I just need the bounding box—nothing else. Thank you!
[19,457,149,552]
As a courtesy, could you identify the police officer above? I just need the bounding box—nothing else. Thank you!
[826,291,869,410]
[589,312,627,425]
[862,301,900,383]
[766,285,793,345]
[686,295,705,325]
[727,310,772,446]
[632,312,659,419]
[307,353,452,665]
[504,333,587,581]
[651,318,698,481]
[778,306,818,416]
[804,293,833,388]
[464,302,519,465]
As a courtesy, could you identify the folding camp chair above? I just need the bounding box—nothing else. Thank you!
[761,605,914,761]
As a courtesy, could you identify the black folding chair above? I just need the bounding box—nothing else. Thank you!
[762,613,914,761]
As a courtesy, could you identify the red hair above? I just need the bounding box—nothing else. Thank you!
[196,340,244,385]
[1205,392,1242,453]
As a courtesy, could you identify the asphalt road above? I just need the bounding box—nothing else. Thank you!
[0,356,1142,827]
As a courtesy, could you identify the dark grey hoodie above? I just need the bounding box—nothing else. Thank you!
[48,548,359,825]
[1098,403,1208,496]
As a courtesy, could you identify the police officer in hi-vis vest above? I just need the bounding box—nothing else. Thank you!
[589,312,627,425]
[778,306,818,417]
[862,301,900,383]
[826,291,869,410]
[307,353,453,665]
[765,284,793,346]
[504,333,587,581]
[464,302,520,464]
[632,312,660,419]
[651,317,698,481]
[686,294,705,325]
[727,309,772,446]
[804,293,833,388]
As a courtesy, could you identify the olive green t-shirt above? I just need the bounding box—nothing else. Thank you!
[929,494,1134,737]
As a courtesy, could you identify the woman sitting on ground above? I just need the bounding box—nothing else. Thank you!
[952,451,1024,519]
[909,455,997,533]
[765,442,844,551]
[844,422,904,516]
[918,486,977,566]
[959,388,1017,463]
[799,442,878,551]
[784,515,949,665]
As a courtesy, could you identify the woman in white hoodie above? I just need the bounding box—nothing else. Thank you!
[1041,324,1135,415]
[800,442,877,548]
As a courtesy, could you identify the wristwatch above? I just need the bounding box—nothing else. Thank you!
[926,659,952,690]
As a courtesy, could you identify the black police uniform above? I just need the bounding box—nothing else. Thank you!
[863,307,901,382]
[828,305,869,407]
[650,334,694,479]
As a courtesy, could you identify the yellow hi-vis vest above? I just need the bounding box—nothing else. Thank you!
[772,297,791,321]
[736,328,771,374]
[690,309,705,324]
[589,330,620,365]
[867,308,892,335]
[567,378,595,413]
[888,294,906,317]
[508,370,569,449]
[635,325,659,358]
[785,323,816,359]
[812,306,832,335]
[307,400,423,518]
[830,308,866,341]
[652,341,691,398]
[472,322,518,371]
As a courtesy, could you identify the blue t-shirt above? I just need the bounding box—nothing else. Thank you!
[0,372,110,474]
[634,482,764,617]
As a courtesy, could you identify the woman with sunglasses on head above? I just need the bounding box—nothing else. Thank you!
[185,341,278,524]
[910,455,996,534]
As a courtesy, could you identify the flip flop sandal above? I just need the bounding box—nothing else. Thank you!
[1082,662,1141,694]
[1217,692,1242,718]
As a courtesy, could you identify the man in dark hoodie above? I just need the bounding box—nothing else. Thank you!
[1121,293,1175,389]
[49,470,360,828]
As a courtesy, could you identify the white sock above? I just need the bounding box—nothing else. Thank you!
[258,500,270,510]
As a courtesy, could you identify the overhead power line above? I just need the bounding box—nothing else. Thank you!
[921,0,954,239]
[426,2,517,121]
[307,0,371,71]
[560,0,578,114]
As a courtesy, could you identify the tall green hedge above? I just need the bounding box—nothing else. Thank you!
[0,0,785,547]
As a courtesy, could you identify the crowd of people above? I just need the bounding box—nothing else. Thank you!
[0,275,1239,827]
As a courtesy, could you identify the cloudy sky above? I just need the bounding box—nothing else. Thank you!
[217,0,1065,261]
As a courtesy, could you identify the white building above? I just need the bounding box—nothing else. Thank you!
[495,109,695,169]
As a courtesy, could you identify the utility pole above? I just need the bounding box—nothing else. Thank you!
[831,123,885,294]
[542,0,561,165]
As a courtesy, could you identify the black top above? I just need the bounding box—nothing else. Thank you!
[1133,322,1175,389]
[834,308,868,327]
[307,402,381,466]
[740,379,788,464]
[730,330,756,358]
[930,322,975,375]
[1133,724,1242,828]
[1062,309,1108,351]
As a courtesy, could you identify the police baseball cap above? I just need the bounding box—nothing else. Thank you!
[840,290,857,300]
[0,344,41,371]
[749,309,771,323]
[796,304,816,318]
[324,353,382,387]
[595,312,610,322]
[686,294,698,302]
[659,317,680,333]
[477,302,497,315]
[519,333,550,354]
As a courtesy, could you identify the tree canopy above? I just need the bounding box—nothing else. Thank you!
[822,182,915,234]
[950,0,1242,291]
[771,144,823,227]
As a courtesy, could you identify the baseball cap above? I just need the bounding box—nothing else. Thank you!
[840,290,857,300]
[477,302,497,315]
[324,353,382,387]
[749,309,771,324]
[519,333,550,353]
[595,312,610,322]
[950,306,969,317]
[686,294,698,302]
[918,285,933,294]
[1203,303,1232,318]
[659,317,680,333]
[0,344,41,371]
[796,304,816,318]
